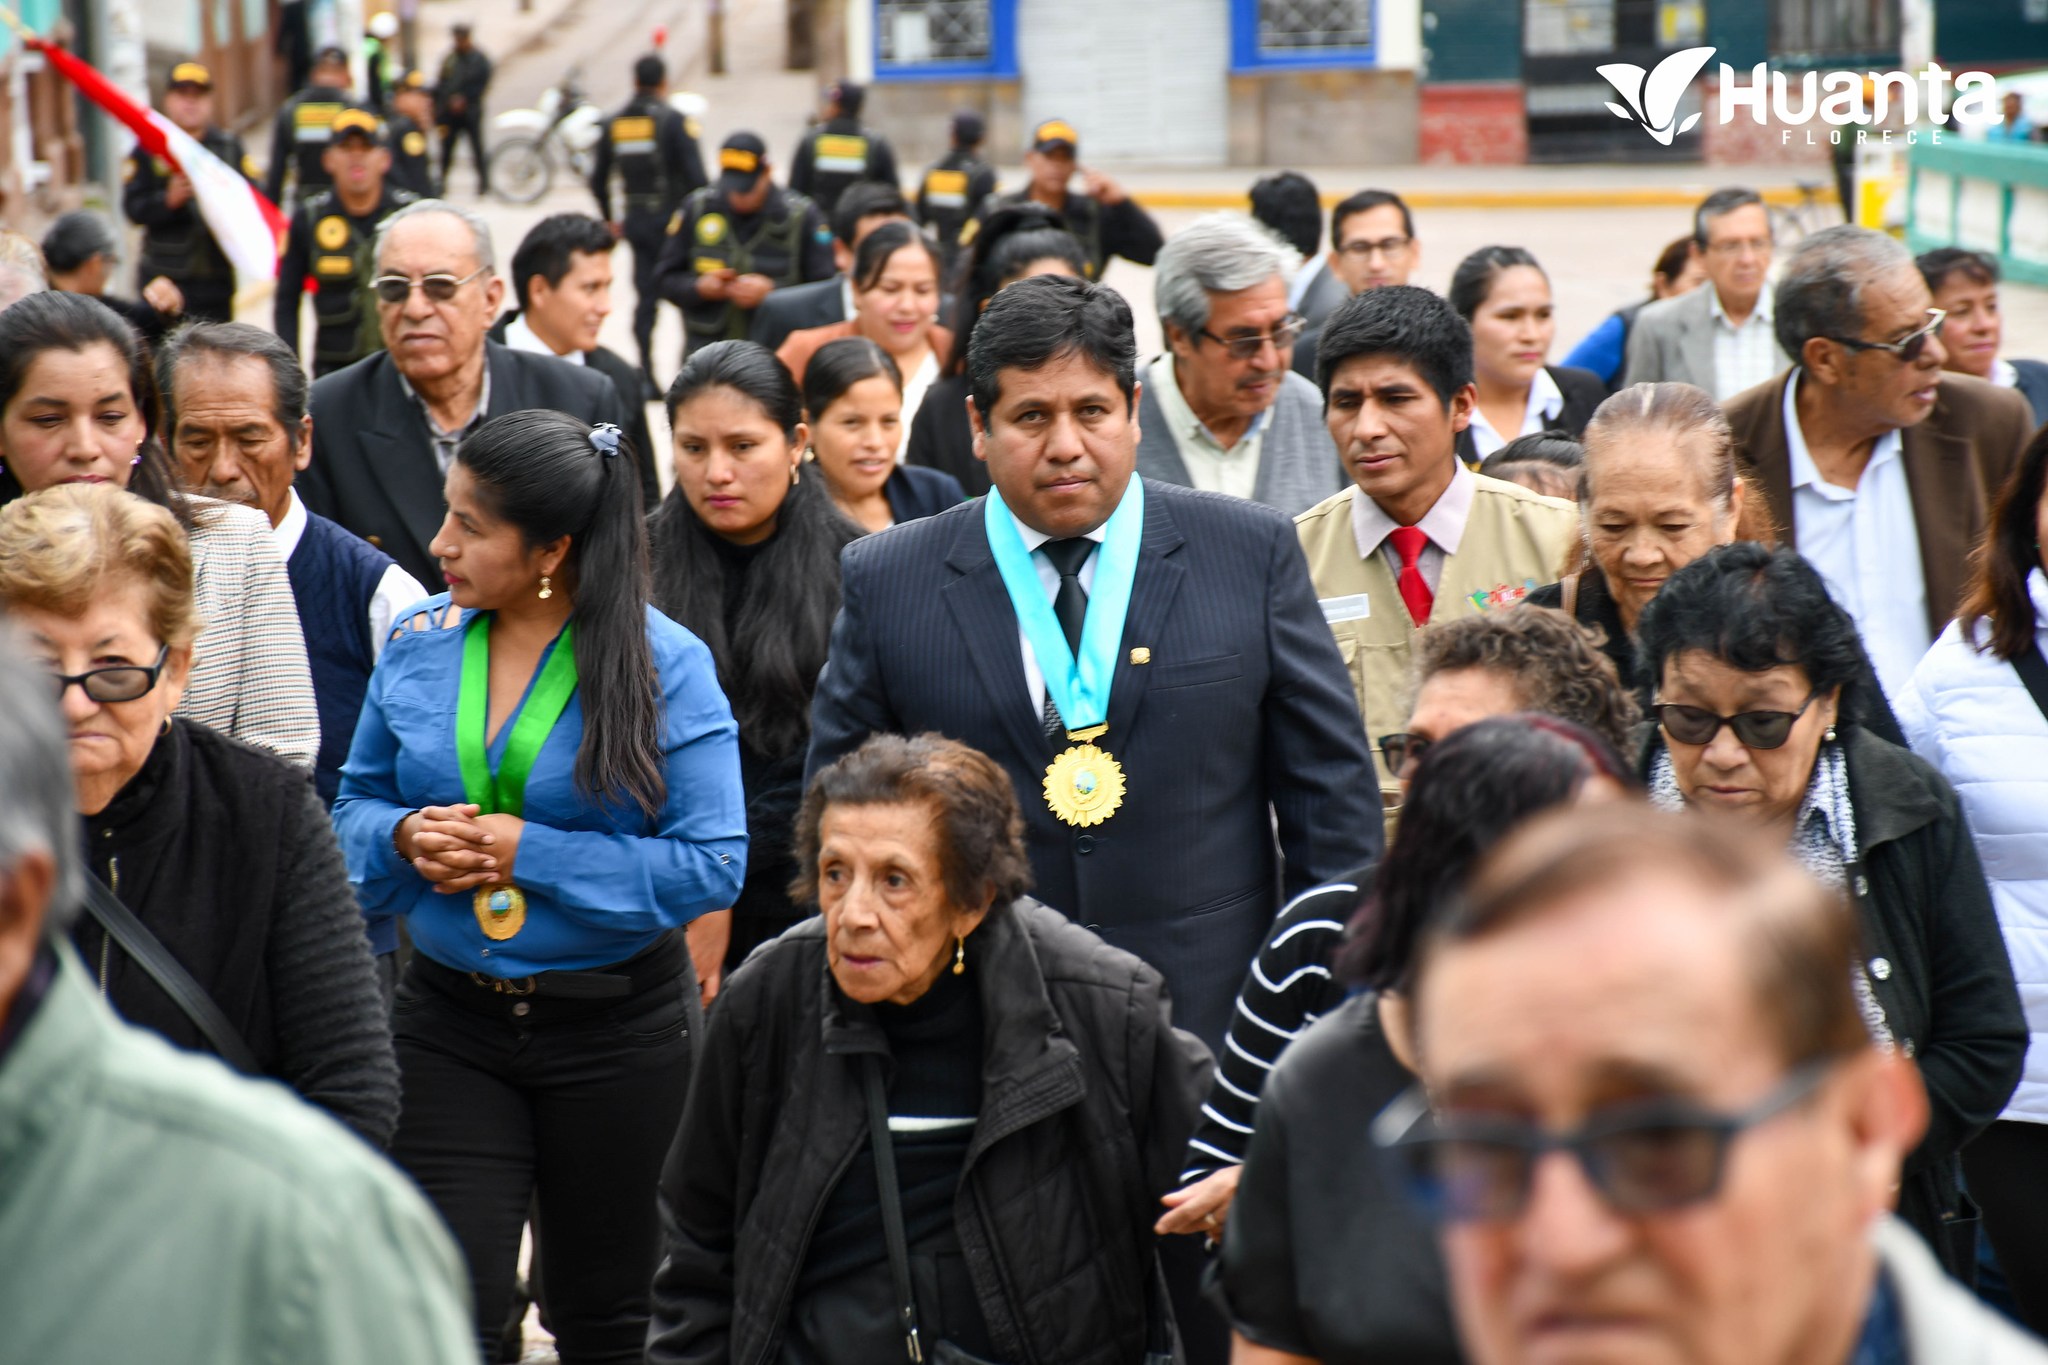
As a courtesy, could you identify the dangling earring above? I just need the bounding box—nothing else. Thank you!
[132,440,144,467]
[790,462,801,486]
[1823,722,1837,743]
[537,574,553,600]
[952,935,966,975]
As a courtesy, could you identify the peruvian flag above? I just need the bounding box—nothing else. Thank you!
[30,38,286,284]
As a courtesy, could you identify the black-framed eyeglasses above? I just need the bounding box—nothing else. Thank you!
[46,644,171,704]
[1379,732,1430,778]
[1338,235,1413,259]
[1650,690,1822,751]
[371,266,490,306]
[1823,308,1946,364]
[1197,313,1306,361]
[1372,1059,1837,1223]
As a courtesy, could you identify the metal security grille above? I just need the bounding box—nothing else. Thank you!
[877,0,993,63]
[1257,0,1372,51]
[1771,0,1899,60]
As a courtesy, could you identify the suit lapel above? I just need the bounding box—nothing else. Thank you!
[1899,416,1974,634]
[1739,373,1798,548]
[1106,485,1187,744]
[358,359,448,573]
[1682,290,1717,393]
[943,511,1053,761]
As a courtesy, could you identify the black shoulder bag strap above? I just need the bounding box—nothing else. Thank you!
[2014,638,2048,726]
[81,876,260,1075]
[864,1053,929,1364]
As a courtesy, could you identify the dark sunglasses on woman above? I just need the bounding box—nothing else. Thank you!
[46,644,171,703]
[1650,691,1823,750]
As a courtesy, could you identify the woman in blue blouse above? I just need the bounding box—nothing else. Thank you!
[334,410,746,1365]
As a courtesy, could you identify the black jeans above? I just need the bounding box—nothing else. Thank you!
[625,221,665,376]
[392,936,696,1364]
[1965,1119,2048,1332]
[440,113,489,193]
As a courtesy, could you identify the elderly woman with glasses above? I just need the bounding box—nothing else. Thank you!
[0,483,397,1145]
[1637,540,2025,1277]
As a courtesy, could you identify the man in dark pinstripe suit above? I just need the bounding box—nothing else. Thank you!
[807,275,1381,1055]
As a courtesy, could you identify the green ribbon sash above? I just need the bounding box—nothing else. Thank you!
[456,615,579,817]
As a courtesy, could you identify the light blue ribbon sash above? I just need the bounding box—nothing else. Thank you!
[982,478,1145,735]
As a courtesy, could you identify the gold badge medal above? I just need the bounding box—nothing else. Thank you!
[1044,725,1125,827]
[315,215,350,249]
[474,883,528,941]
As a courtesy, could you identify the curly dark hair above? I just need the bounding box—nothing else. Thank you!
[1635,542,1864,699]
[790,733,1034,913]
[1415,606,1642,756]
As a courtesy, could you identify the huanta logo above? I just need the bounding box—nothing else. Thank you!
[1597,48,2001,144]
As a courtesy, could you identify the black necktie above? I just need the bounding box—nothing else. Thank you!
[1039,538,1094,740]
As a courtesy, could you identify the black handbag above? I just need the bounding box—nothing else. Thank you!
[861,1055,1177,1365]
[80,874,260,1074]
[2014,636,2048,725]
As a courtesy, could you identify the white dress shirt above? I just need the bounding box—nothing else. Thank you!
[1782,371,1931,698]
[1995,357,2020,389]
[1006,507,1108,720]
[503,312,584,364]
[1349,460,1476,595]
[1464,366,1563,461]
[1709,285,1779,400]
[1149,353,1272,502]
[274,489,431,660]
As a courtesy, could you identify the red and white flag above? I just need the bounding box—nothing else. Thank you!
[31,38,286,284]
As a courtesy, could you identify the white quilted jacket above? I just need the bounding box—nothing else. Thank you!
[1899,569,2048,1124]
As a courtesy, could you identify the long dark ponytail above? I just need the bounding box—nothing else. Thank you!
[458,409,665,817]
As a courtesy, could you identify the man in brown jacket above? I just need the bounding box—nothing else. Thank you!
[1722,225,2032,698]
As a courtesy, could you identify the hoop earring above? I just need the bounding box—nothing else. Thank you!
[537,574,553,600]
[952,935,965,975]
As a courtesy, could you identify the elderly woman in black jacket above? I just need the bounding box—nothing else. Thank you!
[649,733,1211,1365]
[1636,541,2025,1277]
[0,482,397,1146]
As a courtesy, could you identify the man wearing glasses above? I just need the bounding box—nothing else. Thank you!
[297,200,628,588]
[1134,213,1343,517]
[1388,802,2047,1365]
[1624,187,1788,399]
[1291,189,1418,382]
[1722,225,2033,698]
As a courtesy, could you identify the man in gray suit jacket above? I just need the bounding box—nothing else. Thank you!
[1625,187,1789,399]
[1135,212,1344,517]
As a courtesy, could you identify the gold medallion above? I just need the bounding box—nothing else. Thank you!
[315,214,350,250]
[1044,740,1126,827]
[473,883,527,941]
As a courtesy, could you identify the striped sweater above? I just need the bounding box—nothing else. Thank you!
[176,498,319,768]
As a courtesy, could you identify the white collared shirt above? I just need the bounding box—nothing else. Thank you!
[503,312,584,365]
[1149,353,1272,501]
[1464,366,1562,461]
[1994,357,2019,389]
[273,489,430,660]
[1709,285,1779,400]
[1349,460,1476,596]
[1007,507,1109,720]
[1782,370,1931,697]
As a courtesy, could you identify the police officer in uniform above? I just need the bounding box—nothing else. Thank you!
[971,118,1163,278]
[653,131,835,355]
[591,54,706,383]
[436,22,493,196]
[264,45,353,210]
[787,78,897,219]
[275,109,419,377]
[385,70,437,196]
[917,108,996,278]
[123,62,258,325]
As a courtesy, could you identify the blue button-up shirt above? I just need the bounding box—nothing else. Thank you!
[333,597,748,976]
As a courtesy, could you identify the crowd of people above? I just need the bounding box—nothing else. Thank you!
[3,41,2048,1365]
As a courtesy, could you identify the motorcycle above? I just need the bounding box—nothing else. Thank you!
[488,70,605,205]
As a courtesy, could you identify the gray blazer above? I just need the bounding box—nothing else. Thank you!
[1622,284,1789,395]
[1136,362,1344,518]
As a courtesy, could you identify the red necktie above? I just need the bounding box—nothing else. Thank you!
[1387,526,1434,626]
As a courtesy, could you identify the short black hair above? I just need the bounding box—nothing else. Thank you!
[1330,189,1414,247]
[633,54,665,88]
[1635,542,1864,700]
[830,79,865,118]
[1249,171,1321,260]
[831,180,911,248]
[156,320,309,437]
[510,213,615,311]
[1693,187,1768,247]
[1448,245,1544,322]
[40,211,118,275]
[851,220,938,293]
[1315,283,1473,408]
[1917,245,1999,294]
[1483,427,1583,471]
[968,274,1135,419]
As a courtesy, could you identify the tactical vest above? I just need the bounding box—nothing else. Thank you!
[287,90,348,193]
[676,186,816,342]
[608,95,671,212]
[303,186,417,372]
[131,133,248,283]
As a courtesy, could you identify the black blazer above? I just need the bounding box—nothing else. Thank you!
[298,341,629,586]
[881,463,965,525]
[904,373,988,497]
[805,479,1382,1049]
[1454,364,1607,466]
[488,311,662,510]
[747,276,845,352]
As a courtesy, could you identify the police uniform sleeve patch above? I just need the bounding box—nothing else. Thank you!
[814,224,833,244]
[958,217,980,247]
[685,116,702,139]
[242,155,259,178]
[122,157,137,183]
[315,215,352,250]
[667,209,685,236]
[404,130,427,156]
[695,213,727,245]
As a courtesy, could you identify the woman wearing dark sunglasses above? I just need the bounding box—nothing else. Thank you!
[1637,540,2025,1279]
[0,483,397,1145]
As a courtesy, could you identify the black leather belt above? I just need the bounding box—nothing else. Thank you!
[421,931,685,1002]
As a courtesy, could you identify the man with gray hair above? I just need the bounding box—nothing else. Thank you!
[1624,186,1788,398]
[1723,224,2033,696]
[1136,212,1343,517]
[296,198,628,586]
[0,640,476,1358]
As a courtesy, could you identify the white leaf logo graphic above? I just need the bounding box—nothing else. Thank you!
[1598,46,1716,143]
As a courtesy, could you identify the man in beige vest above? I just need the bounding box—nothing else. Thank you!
[1296,285,1579,796]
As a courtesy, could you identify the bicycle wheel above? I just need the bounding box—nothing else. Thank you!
[490,136,553,205]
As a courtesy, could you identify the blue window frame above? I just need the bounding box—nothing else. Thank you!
[872,0,1018,81]
[1231,0,1378,71]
